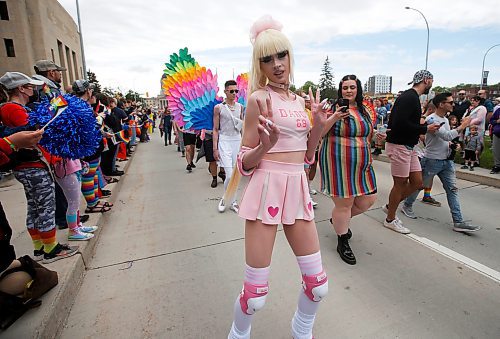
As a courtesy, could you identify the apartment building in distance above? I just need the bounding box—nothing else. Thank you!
[365,75,393,95]
[0,0,83,90]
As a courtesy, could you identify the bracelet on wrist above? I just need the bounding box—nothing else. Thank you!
[3,137,18,151]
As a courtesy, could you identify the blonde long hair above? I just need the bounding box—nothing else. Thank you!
[249,29,294,94]
[224,25,294,204]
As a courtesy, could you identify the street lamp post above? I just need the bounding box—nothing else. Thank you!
[480,43,500,89]
[76,0,87,80]
[405,6,430,71]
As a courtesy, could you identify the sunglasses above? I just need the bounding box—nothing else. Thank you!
[443,101,454,104]
[226,89,239,94]
[259,50,289,63]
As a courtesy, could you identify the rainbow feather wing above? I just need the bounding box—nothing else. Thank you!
[162,48,222,130]
[236,72,249,108]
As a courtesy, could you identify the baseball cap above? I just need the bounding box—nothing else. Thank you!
[408,70,433,85]
[0,71,44,90]
[34,60,67,72]
[72,79,95,93]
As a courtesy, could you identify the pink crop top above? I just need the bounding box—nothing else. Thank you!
[266,87,310,153]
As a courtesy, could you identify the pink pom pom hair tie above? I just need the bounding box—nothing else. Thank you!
[249,15,283,45]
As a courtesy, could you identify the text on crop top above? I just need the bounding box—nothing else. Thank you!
[266,87,310,153]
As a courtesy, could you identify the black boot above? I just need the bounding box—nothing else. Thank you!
[329,218,352,239]
[337,233,356,265]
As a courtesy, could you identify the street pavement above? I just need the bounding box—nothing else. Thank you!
[60,132,500,339]
[2,131,499,339]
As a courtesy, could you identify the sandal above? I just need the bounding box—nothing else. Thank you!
[85,204,111,213]
[107,177,119,184]
[102,201,113,208]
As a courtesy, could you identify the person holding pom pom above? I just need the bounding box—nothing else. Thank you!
[0,71,78,263]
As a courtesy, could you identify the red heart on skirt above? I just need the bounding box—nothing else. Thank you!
[307,201,312,211]
[267,206,279,218]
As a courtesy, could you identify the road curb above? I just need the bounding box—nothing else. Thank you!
[373,153,500,188]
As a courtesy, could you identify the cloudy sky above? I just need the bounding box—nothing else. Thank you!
[58,0,500,97]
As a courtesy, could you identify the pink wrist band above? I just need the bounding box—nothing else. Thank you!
[304,154,315,165]
[237,146,256,176]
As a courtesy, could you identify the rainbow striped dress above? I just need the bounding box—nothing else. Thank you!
[319,105,377,198]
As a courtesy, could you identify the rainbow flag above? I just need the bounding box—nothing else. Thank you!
[49,95,68,114]
[116,130,130,143]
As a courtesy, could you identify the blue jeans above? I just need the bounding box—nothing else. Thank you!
[404,158,463,223]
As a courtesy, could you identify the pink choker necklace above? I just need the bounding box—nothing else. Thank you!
[267,81,289,90]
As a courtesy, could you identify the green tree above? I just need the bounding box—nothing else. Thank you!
[86,70,102,93]
[125,89,141,101]
[300,80,317,93]
[318,56,336,100]
[432,85,452,93]
[102,87,115,97]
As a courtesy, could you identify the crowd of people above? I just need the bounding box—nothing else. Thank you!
[0,60,156,327]
[156,17,497,339]
[1,15,499,337]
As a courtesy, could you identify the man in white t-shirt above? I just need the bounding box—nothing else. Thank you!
[213,80,244,213]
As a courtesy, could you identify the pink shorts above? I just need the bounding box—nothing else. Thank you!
[385,142,421,178]
[238,160,314,225]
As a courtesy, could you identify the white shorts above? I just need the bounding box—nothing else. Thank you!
[218,137,241,169]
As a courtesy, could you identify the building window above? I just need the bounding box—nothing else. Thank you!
[57,40,69,86]
[51,49,55,62]
[0,1,8,20]
[72,51,79,80]
[4,38,15,57]
[65,45,74,83]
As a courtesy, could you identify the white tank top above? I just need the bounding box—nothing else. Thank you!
[218,102,242,138]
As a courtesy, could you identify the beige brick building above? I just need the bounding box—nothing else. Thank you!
[0,0,83,90]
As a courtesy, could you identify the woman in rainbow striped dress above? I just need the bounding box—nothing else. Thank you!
[319,74,386,265]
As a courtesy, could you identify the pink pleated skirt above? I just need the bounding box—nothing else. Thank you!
[238,159,314,225]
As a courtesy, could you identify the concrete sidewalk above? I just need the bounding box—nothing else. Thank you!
[0,150,136,339]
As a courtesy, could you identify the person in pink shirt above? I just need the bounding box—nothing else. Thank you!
[463,95,487,144]
[227,16,330,339]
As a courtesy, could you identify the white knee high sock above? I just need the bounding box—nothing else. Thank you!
[292,251,324,339]
[228,265,270,339]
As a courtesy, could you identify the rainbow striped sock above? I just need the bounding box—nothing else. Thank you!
[423,188,432,198]
[67,213,78,232]
[28,229,43,251]
[41,229,57,253]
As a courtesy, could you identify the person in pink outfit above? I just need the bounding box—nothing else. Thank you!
[227,16,330,339]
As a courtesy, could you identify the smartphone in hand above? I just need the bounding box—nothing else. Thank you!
[338,98,349,112]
